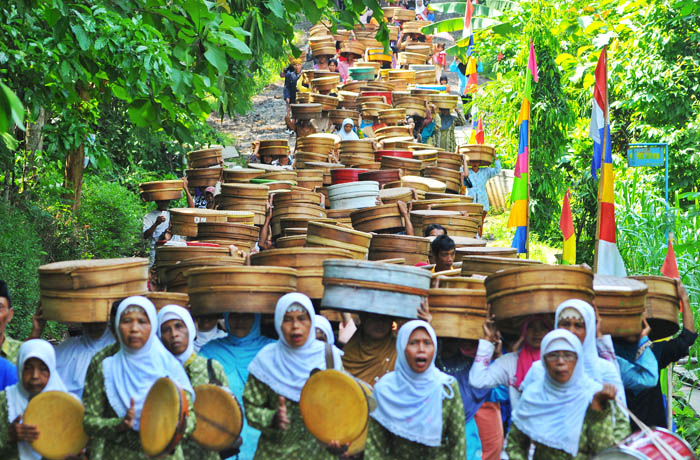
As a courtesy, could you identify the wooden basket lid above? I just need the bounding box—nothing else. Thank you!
[140,378,185,457]
[300,369,371,444]
[146,292,190,311]
[461,255,541,276]
[24,391,88,460]
[251,247,354,267]
[400,175,446,192]
[456,246,518,258]
[39,258,148,290]
[192,384,243,450]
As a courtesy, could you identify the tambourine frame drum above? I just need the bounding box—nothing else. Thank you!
[140,377,189,458]
[192,384,243,451]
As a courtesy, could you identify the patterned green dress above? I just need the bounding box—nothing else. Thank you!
[82,347,196,460]
[0,391,20,460]
[182,353,229,460]
[363,379,466,460]
[1,335,21,364]
[505,403,617,459]
[243,374,336,460]
[428,110,466,153]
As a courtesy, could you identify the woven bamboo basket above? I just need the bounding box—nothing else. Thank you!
[164,255,244,292]
[410,210,480,238]
[187,266,298,314]
[485,265,594,332]
[305,221,372,259]
[188,148,223,169]
[461,255,542,276]
[146,292,190,311]
[456,246,518,259]
[630,275,681,340]
[196,222,259,251]
[271,203,327,238]
[139,181,184,202]
[368,234,430,265]
[38,258,148,290]
[430,288,488,340]
[340,42,365,58]
[292,103,323,120]
[435,276,485,290]
[379,187,413,204]
[185,168,222,188]
[330,109,360,126]
[380,156,422,176]
[276,235,308,248]
[222,169,265,183]
[310,94,339,111]
[458,144,496,166]
[251,248,353,299]
[350,204,407,233]
[594,275,648,337]
[170,209,231,237]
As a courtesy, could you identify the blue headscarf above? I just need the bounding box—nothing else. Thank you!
[371,321,456,447]
[199,313,274,399]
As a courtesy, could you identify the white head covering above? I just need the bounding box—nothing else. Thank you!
[315,315,335,344]
[248,292,342,402]
[55,326,115,398]
[415,0,427,18]
[193,322,227,352]
[513,329,602,456]
[103,296,194,430]
[338,118,360,141]
[370,320,455,447]
[156,305,197,365]
[7,339,70,460]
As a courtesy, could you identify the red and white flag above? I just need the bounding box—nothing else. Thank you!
[462,0,474,39]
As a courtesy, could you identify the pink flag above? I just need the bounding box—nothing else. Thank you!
[528,39,539,82]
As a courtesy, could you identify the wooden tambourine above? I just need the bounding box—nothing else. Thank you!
[192,384,243,451]
[300,369,375,454]
[139,377,189,458]
[23,391,88,460]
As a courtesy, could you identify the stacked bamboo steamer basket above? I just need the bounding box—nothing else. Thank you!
[139,180,184,202]
[395,96,426,117]
[358,169,401,188]
[458,144,496,166]
[429,283,488,340]
[186,146,223,187]
[270,199,327,238]
[251,248,354,300]
[368,234,430,265]
[351,203,407,234]
[414,70,437,84]
[223,168,265,183]
[196,222,260,251]
[340,41,365,58]
[400,176,447,194]
[630,275,681,340]
[377,108,406,126]
[457,246,518,259]
[163,255,243,293]
[375,126,412,141]
[155,245,234,288]
[258,139,291,159]
[146,292,190,311]
[297,135,336,156]
[383,6,416,22]
[338,91,360,110]
[410,210,480,238]
[312,75,341,94]
[169,209,231,237]
[39,258,149,322]
[292,103,323,120]
[187,266,298,315]
[218,183,269,226]
[593,275,648,337]
[296,169,325,190]
[310,40,337,58]
[423,166,462,193]
[330,109,360,127]
[430,94,460,110]
[380,156,422,177]
[301,162,344,186]
[437,152,463,171]
[461,255,542,277]
[339,140,375,166]
[388,69,416,84]
[310,93,339,111]
[485,265,594,332]
[305,221,372,260]
[379,187,413,205]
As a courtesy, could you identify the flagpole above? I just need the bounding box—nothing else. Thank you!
[525,38,532,257]
[593,47,608,274]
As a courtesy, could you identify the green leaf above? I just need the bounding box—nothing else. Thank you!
[429,2,504,17]
[71,24,91,51]
[423,16,501,35]
[265,0,285,18]
[128,99,155,127]
[111,85,130,101]
[0,81,24,130]
[216,32,252,57]
[204,44,228,73]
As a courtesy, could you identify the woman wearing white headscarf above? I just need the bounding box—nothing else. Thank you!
[243,292,342,459]
[55,322,115,399]
[506,329,618,459]
[336,118,360,141]
[157,305,230,460]
[521,299,630,443]
[364,321,465,459]
[0,339,72,460]
[82,296,196,460]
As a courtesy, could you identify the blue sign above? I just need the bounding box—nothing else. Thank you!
[628,145,665,167]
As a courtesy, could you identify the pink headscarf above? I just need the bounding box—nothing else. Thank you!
[514,315,552,388]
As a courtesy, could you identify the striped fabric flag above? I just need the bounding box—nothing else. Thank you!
[592,48,627,276]
[508,40,537,254]
[660,237,683,312]
[475,116,484,144]
[462,0,474,40]
[560,190,576,264]
[468,117,478,143]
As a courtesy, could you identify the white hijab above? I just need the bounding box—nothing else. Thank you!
[156,305,196,365]
[55,326,115,399]
[338,118,360,141]
[102,296,194,430]
[415,0,428,19]
[522,299,625,404]
[513,329,602,456]
[7,339,71,460]
[370,321,455,447]
[248,293,342,402]
[193,324,227,352]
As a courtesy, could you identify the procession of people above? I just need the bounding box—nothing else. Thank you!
[0,3,698,460]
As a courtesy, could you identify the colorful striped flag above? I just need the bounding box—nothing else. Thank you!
[592,48,626,276]
[560,190,576,265]
[468,117,478,144]
[508,40,537,254]
[475,116,484,144]
[463,0,474,40]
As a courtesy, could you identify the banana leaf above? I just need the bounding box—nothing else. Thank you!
[421,16,502,35]
[428,2,503,17]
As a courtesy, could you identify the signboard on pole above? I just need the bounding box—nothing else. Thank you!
[627,144,665,167]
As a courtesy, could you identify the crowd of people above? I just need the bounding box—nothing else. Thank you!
[0,256,696,459]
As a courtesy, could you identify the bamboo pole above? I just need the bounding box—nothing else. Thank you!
[525,38,532,258]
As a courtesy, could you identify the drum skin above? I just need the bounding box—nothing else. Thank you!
[192,384,243,451]
[300,370,371,446]
[140,377,188,458]
[24,391,88,460]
